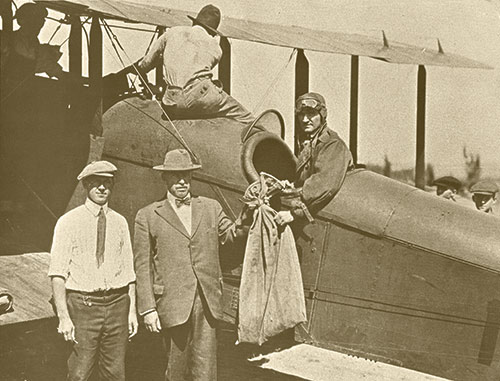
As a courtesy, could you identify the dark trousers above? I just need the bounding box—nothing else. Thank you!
[163,288,218,381]
[66,290,129,381]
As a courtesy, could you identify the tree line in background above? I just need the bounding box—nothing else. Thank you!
[367,146,482,191]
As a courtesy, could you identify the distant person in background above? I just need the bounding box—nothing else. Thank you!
[1,3,64,84]
[470,180,498,214]
[433,176,462,201]
[275,92,353,226]
[128,4,254,123]
[49,161,137,381]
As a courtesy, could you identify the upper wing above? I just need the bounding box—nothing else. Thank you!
[36,0,492,69]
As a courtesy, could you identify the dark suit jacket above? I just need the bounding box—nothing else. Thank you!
[133,195,237,328]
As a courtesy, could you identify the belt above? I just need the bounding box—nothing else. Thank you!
[185,75,211,88]
[68,286,128,297]
[166,75,212,91]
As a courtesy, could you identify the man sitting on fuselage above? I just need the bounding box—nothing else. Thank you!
[128,4,254,124]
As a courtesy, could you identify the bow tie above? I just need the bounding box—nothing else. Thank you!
[175,196,191,207]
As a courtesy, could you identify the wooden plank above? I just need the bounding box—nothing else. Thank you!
[0,253,54,326]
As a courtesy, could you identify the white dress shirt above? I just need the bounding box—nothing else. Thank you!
[167,191,192,235]
[48,198,136,292]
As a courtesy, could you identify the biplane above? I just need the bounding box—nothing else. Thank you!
[1,0,500,380]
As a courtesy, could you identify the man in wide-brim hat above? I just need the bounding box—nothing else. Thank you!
[128,4,254,124]
[133,149,250,380]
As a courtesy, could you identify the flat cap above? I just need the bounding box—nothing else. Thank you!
[433,176,462,190]
[470,180,499,195]
[77,161,117,181]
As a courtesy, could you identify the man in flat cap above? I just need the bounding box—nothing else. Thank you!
[275,92,353,226]
[433,176,462,201]
[470,180,499,214]
[49,161,137,381]
[134,148,249,380]
[127,4,253,124]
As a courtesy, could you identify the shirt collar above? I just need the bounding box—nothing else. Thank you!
[167,191,191,208]
[309,122,328,142]
[85,198,108,216]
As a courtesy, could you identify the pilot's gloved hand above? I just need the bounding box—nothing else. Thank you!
[280,179,294,189]
[280,186,302,197]
[275,210,294,226]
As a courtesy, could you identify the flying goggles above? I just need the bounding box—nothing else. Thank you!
[295,98,323,113]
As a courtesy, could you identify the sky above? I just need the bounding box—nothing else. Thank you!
[14,0,500,179]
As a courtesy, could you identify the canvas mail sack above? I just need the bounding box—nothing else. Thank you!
[238,173,307,345]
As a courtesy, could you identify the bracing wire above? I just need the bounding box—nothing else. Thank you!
[55,16,90,49]
[100,19,199,162]
[47,20,63,44]
[144,27,159,56]
[134,28,159,88]
[102,20,126,68]
[252,48,297,114]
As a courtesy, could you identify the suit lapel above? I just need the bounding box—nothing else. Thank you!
[191,197,203,237]
[155,199,190,238]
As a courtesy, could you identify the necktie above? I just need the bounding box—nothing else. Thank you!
[175,196,191,207]
[96,208,106,267]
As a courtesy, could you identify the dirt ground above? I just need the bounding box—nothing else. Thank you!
[126,327,448,381]
[254,343,449,381]
[1,321,449,381]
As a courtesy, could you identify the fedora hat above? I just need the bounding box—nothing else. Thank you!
[153,149,202,171]
[187,4,221,36]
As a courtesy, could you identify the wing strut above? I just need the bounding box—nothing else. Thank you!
[294,49,309,154]
[349,55,359,165]
[415,65,426,189]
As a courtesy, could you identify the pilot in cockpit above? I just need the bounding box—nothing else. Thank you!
[275,92,354,226]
